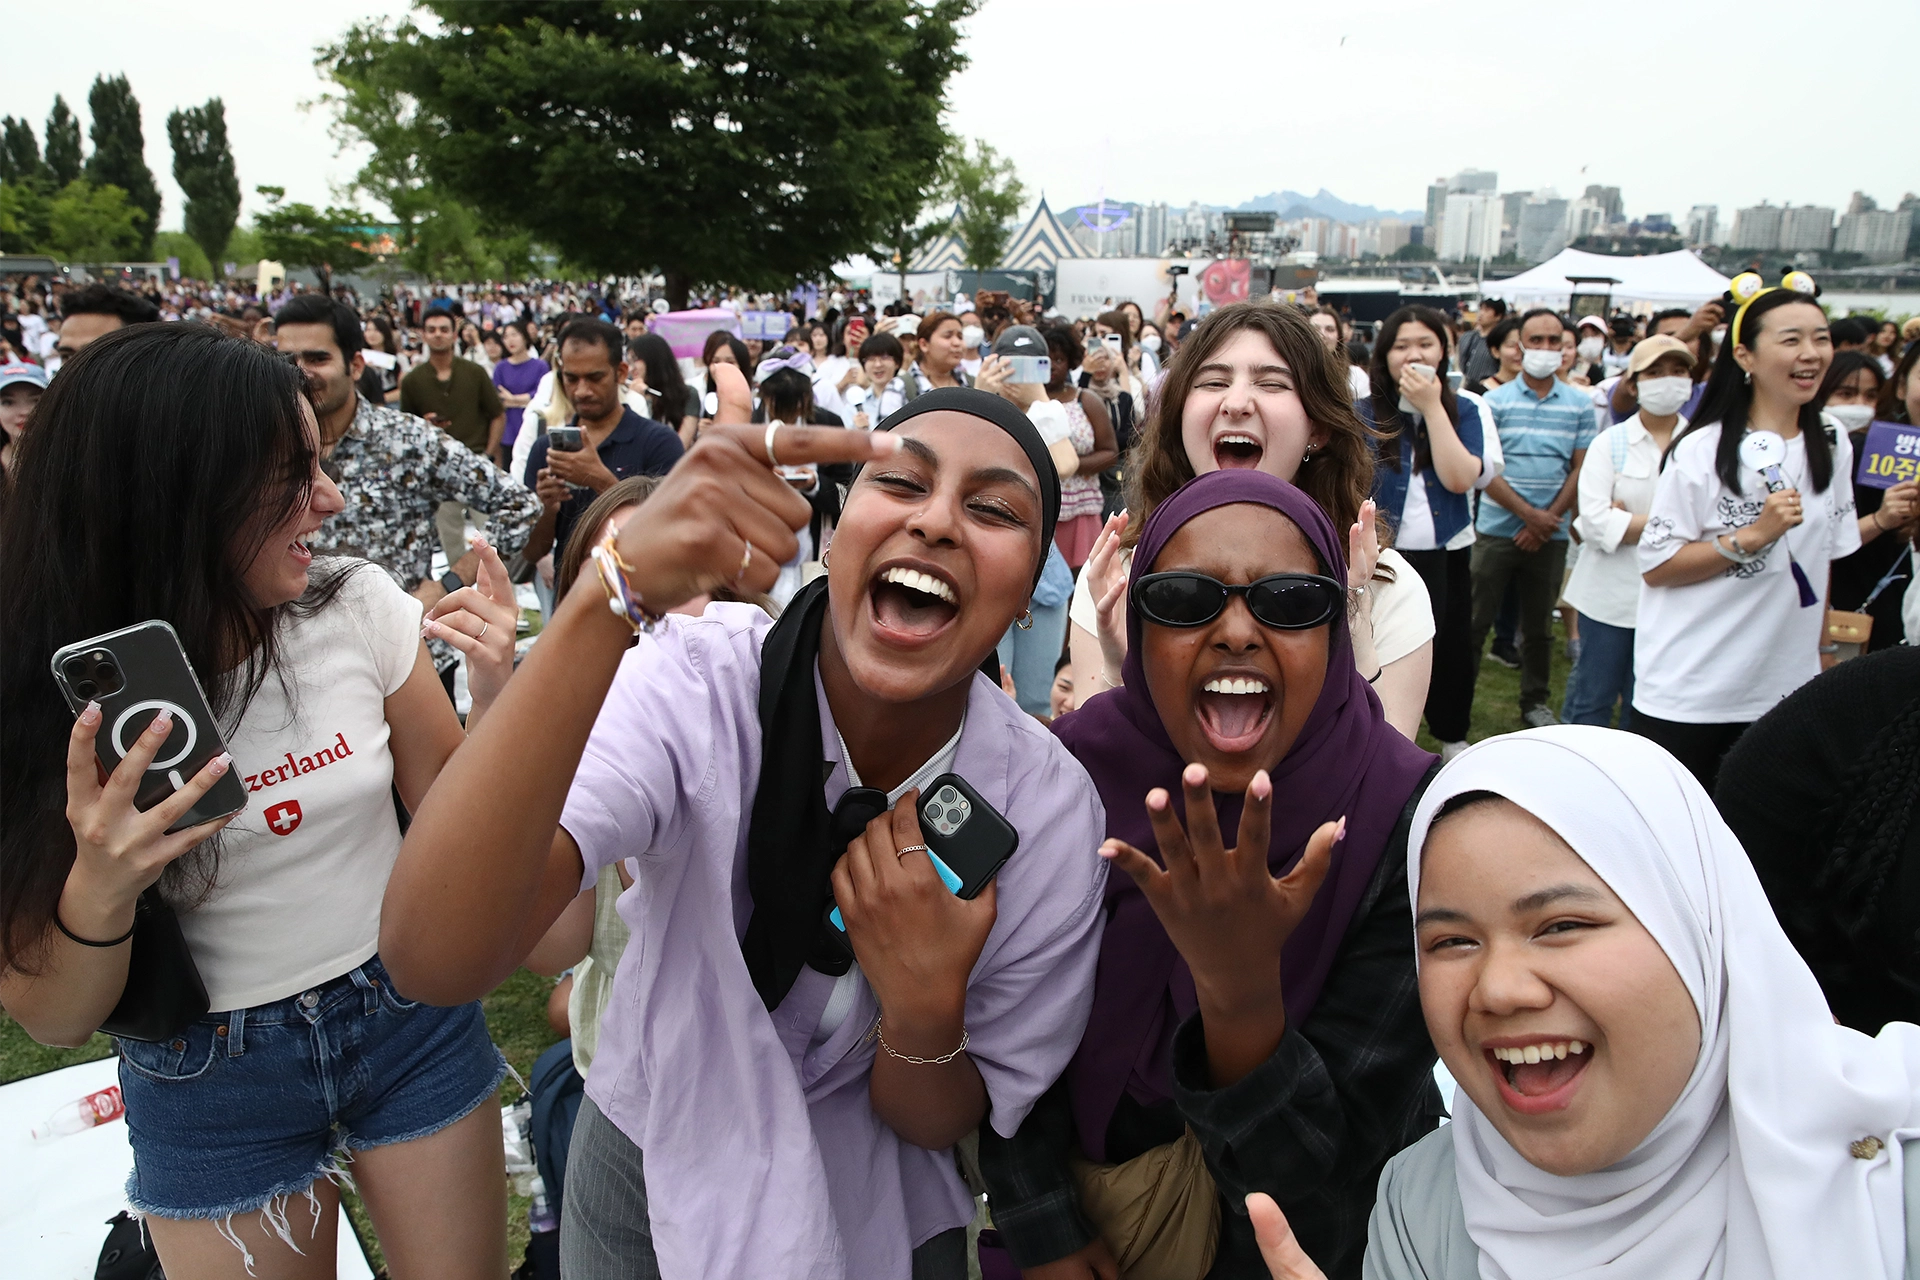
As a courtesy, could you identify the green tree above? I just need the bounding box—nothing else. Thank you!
[44,179,144,261]
[167,98,242,273]
[321,0,972,308]
[0,118,45,185]
[85,74,161,259]
[943,139,1023,271]
[0,181,52,254]
[154,230,213,280]
[251,185,376,293]
[45,96,83,186]
[1393,241,1438,262]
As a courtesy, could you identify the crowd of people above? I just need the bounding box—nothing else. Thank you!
[2,260,1920,1280]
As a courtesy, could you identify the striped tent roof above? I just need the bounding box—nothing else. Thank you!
[1000,196,1091,270]
[909,234,968,272]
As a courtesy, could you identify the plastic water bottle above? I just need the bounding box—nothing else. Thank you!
[32,1086,125,1141]
[527,1176,558,1234]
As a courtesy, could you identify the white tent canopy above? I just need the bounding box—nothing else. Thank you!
[1480,248,1730,309]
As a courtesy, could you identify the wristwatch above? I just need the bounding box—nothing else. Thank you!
[439,569,464,595]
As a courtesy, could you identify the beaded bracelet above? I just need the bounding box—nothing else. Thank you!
[591,531,664,634]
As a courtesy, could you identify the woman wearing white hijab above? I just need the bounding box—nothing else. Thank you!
[1249,724,1920,1278]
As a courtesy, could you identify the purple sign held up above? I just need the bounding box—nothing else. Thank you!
[647,308,742,360]
[1856,420,1920,490]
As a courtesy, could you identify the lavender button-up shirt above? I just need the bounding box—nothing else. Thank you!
[559,604,1108,1279]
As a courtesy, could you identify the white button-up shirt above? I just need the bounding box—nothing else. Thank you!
[1564,413,1672,628]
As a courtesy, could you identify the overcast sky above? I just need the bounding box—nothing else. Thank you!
[5,0,1916,236]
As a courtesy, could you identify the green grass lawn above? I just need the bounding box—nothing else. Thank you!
[1,967,563,1277]
[1,621,1597,1275]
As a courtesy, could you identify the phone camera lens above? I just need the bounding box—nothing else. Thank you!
[925,804,944,821]
[74,679,98,699]
[94,661,119,684]
[63,656,91,684]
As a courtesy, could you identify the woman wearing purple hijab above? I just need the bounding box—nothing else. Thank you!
[979,469,1440,1280]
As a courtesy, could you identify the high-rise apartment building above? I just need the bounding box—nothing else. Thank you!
[1439,193,1501,262]
[1731,203,1785,250]
[1425,179,1449,249]
[1834,194,1913,263]
[1450,168,1498,194]
[1583,184,1624,225]
[1517,194,1569,262]
[1779,205,1834,252]
[1685,205,1718,247]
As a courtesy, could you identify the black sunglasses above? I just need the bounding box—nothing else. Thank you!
[1132,571,1344,631]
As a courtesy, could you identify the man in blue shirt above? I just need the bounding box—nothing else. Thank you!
[1469,308,1596,727]
[522,317,684,563]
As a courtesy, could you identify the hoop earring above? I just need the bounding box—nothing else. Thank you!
[1302,444,1316,462]
[820,546,831,568]
[1016,609,1035,630]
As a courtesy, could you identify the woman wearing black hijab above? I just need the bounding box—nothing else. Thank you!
[1716,645,1920,1033]
[376,376,1112,1279]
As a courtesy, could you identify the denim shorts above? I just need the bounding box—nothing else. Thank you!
[117,954,507,1221]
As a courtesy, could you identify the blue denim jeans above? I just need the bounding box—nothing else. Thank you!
[1560,613,1636,727]
[996,596,1070,718]
[117,955,505,1222]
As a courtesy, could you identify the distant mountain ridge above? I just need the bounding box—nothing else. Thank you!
[1234,189,1423,224]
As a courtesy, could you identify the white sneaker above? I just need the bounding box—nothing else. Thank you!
[1438,739,1470,762]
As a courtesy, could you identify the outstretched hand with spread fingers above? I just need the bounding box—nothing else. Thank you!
[1247,1193,1329,1280]
[423,535,520,725]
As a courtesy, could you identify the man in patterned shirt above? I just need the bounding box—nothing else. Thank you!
[273,295,541,690]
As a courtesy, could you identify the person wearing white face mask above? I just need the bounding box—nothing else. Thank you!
[1137,322,1165,383]
[1824,350,1920,651]
[1559,336,1694,728]
[1467,309,1596,730]
[1570,316,1608,385]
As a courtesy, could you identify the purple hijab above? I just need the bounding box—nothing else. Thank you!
[1051,469,1434,1159]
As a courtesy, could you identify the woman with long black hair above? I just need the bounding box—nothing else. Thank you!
[376,376,1110,1280]
[625,332,701,446]
[0,324,524,1276]
[1358,306,1486,755]
[1634,272,1858,788]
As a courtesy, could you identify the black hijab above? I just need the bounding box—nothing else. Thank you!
[740,388,1061,1009]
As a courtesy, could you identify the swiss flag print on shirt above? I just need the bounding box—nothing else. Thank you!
[264,799,303,836]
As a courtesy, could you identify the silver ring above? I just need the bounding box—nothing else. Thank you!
[477,621,489,640]
[764,421,783,468]
[896,843,928,860]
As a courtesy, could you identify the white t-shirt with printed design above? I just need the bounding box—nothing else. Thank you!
[176,562,424,1011]
[1633,422,1860,724]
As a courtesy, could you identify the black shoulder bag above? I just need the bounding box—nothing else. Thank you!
[99,887,209,1043]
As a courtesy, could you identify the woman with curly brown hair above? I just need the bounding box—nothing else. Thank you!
[1065,302,1434,737]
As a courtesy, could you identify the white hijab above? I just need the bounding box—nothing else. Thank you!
[1408,725,1920,1279]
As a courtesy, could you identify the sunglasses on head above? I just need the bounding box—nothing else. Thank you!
[1131,571,1344,631]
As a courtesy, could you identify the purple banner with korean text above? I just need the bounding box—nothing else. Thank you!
[1855,420,1920,490]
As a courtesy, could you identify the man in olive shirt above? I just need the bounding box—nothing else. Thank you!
[402,308,507,561]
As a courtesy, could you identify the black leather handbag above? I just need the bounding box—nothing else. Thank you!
[100,887,209,1043]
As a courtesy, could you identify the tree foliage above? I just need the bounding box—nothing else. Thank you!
[85,75,161,259]
[321,0,973,307]
[251,186,377,293]
[167,98,242,274]
[45,96,83,187]
[1,118,45,186]
[943,139,1023,272]
[43,180,144,262]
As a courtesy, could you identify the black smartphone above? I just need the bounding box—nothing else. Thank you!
[916,774,1018,899]
[824,773,1018,936]
[50,621,249,834]
[547,425,584,452]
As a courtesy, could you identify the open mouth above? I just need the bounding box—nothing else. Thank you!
[868,564,960,644]
[1212,433,1264,470]
[289,537,314,568]
[1486,1038,1591,1115]
[1194,674,1274,752]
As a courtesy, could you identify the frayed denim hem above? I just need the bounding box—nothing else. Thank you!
[126,1151,358,1276]
[338,1047,508,1152]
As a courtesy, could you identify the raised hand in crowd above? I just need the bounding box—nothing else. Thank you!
[1083,510,1131,686]
[1100,765,1339,1086]
[423,536,520,726]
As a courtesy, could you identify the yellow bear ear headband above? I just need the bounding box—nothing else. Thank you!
[1727,270,1819,350]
